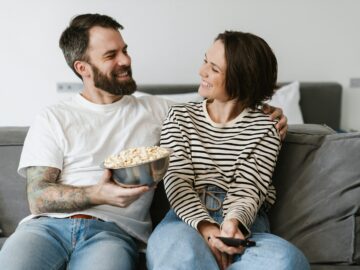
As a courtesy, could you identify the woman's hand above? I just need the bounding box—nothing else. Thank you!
[198,221,229,270]
[262,104,288,140]
[218,218,246,255]
[198,219,246,269]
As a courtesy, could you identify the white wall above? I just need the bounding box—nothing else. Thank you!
[0,0,359,130]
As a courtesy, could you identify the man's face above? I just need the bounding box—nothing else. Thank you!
[90,61,136,96]
[86,26,137,95]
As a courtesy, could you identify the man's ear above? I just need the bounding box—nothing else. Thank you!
[74,60,90,78]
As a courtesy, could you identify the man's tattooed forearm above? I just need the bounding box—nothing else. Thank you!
[27,166,92,214]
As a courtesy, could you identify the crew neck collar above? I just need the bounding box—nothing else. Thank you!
[74,93,128,112]
[202,99,249,128]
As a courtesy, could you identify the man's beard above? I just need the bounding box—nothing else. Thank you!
[90,63,137,96]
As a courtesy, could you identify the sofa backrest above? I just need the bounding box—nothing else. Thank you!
[0,127,30,238]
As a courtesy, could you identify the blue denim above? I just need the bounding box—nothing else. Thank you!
[147,185,310,270]
[198,185,270,234]
[0,217,138,270]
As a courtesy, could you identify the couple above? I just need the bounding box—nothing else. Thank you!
[0,13,309,270]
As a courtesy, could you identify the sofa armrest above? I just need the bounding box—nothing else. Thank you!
[269,124,360,265]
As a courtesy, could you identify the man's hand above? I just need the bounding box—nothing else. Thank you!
[262,104,288,140]
[27,166,150,214]
[90,169,151,208]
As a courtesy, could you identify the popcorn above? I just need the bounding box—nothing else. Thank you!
[104,146,170,169]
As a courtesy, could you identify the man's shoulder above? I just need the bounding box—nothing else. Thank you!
[133,94,172,107]
[33,96,77,125]
[243,108,279,133]
[122,95,171,124]
[246,108,274,122]
[131,95,173,117]
[170,101,202,113]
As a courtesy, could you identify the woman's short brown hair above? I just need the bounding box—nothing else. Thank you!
[216,31,277,109]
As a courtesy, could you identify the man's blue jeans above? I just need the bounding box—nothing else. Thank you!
[0,217,138,270]
[147,186,310,270]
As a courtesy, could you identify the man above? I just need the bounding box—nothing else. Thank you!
[0,14,287,270]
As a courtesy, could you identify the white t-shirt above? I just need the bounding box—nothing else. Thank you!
[18,93,172,243]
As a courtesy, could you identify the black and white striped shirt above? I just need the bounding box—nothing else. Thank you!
[160,100,281,234]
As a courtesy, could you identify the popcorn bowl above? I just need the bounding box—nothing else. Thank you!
[101,147,172,187]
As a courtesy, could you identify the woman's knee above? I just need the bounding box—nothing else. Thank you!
[147,211,217,269]
[230,233,310,270]
[271,237,310,270]
[148,211,202,254]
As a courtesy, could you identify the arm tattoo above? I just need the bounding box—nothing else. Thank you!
[27,166,92,214]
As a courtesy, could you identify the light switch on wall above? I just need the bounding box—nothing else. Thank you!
[57,82,83,92]
[350,78,360,88]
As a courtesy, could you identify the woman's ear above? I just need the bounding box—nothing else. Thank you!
[74,60,91,78]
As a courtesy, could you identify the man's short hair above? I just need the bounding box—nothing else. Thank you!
[216,31,278,109]
[59,13,123,79]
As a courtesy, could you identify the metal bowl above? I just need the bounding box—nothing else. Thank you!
[101,149,171,187]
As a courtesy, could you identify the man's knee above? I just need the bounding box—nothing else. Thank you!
[0,229,67,270]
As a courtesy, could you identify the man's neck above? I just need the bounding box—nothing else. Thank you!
[81,86,123,104]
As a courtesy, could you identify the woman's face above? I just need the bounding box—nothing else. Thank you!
[198,40,228,101]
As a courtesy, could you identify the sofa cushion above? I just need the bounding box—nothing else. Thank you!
[0,127,30,240]
[312,266,360,270]
[0,237,6,249]
[267,81,304,124]
[269,124,360,265]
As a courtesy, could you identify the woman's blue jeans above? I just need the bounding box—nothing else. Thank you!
[0,217,138,270]
[147,185,310,270]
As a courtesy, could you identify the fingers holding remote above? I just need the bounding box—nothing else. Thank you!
[209,236,245,255]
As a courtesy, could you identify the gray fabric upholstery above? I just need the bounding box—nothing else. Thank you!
[0,238,6,248]
[298,82,342,131]
[0,127,30,240]
[269,125,360,265]
[0,126,28,146]
[138,82,342,130]
[312,266,360,270]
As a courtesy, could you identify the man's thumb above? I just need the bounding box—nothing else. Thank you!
[100,169,112,183]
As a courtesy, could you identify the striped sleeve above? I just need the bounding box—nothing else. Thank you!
[222,124,281,235]
[160,106,218,229]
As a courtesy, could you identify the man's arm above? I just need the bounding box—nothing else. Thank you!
[262,104,288,140]
[27,166,150,214]
[27,166,93,214]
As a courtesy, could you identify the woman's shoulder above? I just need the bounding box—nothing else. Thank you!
[165,102,204,123]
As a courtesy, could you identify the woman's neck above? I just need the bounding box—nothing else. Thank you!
[206,99,245,124]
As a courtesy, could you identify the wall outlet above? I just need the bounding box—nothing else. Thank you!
[350,78,360,88]
[57,82,83,92]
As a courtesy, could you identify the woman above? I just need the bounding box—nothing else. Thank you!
[147,31,310,270]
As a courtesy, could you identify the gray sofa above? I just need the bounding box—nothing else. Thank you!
[1,83,359,269]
